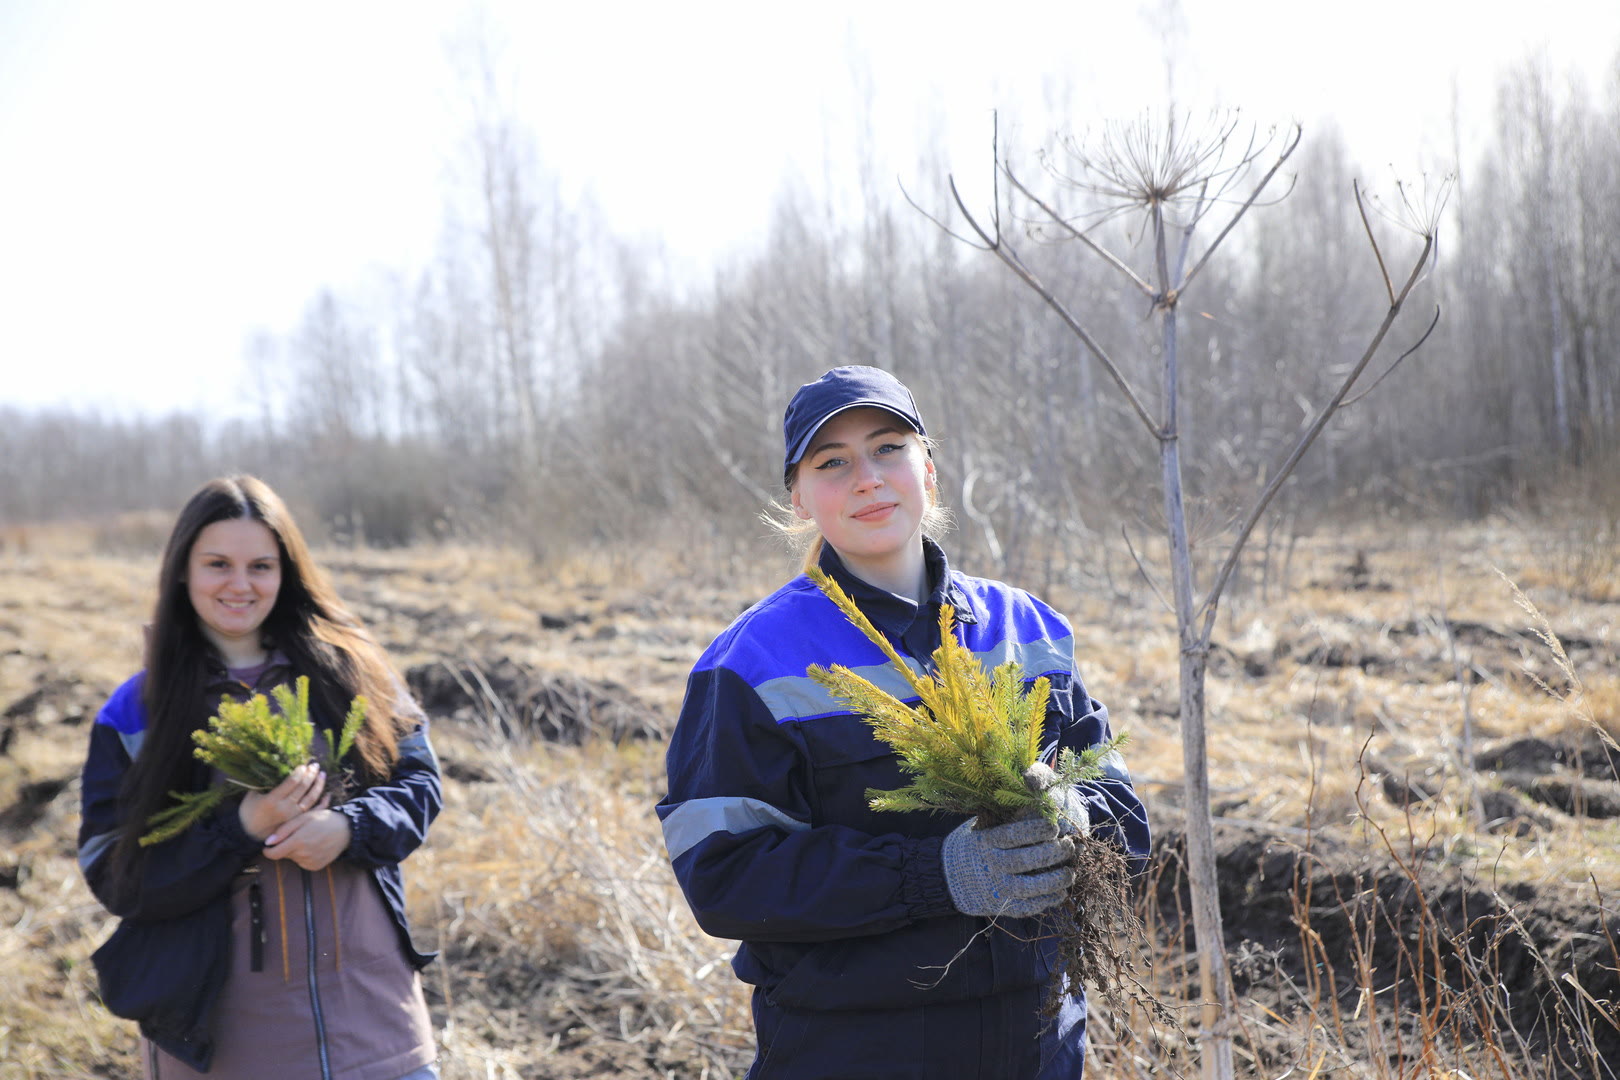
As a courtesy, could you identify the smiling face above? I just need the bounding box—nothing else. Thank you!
[789,406,936,592]
[185,517,282,667]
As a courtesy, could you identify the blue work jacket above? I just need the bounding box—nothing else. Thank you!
[77,663,441,1071]
[658,542,1149,1078]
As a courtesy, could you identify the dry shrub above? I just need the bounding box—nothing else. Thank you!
[0,793,137,1078]
[1108,793,1620,1080]
[1200,579,1620,1080]
[414,725,751,1079]
[89,511,173,558]
[1508,461,1620,604]
[1287,788,1620,1079]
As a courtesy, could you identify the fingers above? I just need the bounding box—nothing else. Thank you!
[266,812,311,847]
[979,857,1074,917]
[995,884,1073,918]
[265,809,350,871]
[990,835,1075,876]
[976,815,1059,849]
[1055,797,1091,838]
[289,763,326,811]
[264,840,324,871]
[985,848,1076,907]
[269,761,317,799]
[272,763,327,815]
[1012,863,1076,897]
[264,795,330,844]
[242,764,328,842]
[1022,762,1059,794]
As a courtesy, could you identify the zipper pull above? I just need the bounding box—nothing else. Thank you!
[248,879,266,973]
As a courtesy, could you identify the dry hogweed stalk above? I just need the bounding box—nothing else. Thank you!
[805,568,1164,1024]
[139,676,366,846]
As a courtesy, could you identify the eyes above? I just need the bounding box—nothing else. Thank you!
[812,442,908,471]
[200,558,277,573]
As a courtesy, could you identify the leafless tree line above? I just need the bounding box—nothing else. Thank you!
[4,55,1617,573]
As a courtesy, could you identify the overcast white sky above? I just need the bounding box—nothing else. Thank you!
[1,0,1616,418]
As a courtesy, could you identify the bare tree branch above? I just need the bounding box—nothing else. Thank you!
[1171,180,1207,284]
[1177,124,1302,296]
[688,414,775,507]
[1002,167,1157,299]
[1121,524,1175,616]
[900,109,1012,251]
[1196,230,1436,637]
[897,179,992,251]
[1355,178,1395,305]
[1341,304,1442,408]
[1049,110,1247,210]
[945,175,1162,436]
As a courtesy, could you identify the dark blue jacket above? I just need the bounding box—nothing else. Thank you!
[658,543,1149,1078]
[77,664,441,1071]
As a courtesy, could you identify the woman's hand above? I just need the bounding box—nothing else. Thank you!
[239,762,326,842]
[264,808,352,871]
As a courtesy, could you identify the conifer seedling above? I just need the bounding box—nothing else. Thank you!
[805,567,1124,828]
[805,567,1161,1024]
[139,676,367,847]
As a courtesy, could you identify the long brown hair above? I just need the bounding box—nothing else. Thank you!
[114,475,412,874]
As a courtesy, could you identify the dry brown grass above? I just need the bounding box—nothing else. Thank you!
[3,518,1618,1078]
[0,792,134,1079]
[411,726,752,1078]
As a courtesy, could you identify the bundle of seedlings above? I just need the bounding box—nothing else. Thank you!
[806,568,1162,1024]
[139,675,366,846]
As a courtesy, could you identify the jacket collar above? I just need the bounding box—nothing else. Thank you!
[815,538,978,640]
[203,648,293,693]
[926,539,978,625]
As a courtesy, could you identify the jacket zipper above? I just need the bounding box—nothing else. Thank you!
[302,868,334,1080]
[248,874,265,972]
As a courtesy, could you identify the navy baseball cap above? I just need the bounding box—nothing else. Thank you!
[782,366,927,481]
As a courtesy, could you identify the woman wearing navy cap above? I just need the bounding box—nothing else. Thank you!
[658,366,1149,1079]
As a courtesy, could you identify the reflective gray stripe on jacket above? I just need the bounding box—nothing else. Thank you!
[661,796,811,863]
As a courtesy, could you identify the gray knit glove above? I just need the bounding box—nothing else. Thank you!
[942,815,1076,918]
[1023,762,1092,839]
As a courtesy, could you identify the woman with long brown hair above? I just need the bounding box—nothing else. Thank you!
[78,475,441,1079]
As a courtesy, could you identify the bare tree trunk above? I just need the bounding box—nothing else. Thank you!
[1544,236,1571,455]
[1178,646,1231,1077]
[1154,196,1237,1080]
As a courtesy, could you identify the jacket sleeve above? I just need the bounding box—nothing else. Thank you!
[1046,672,1151,875]
[657,664,955,945]
[77,679,262,921]
[333,707,442,869]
